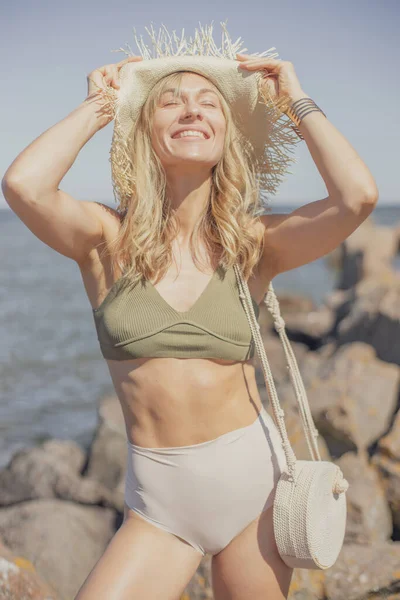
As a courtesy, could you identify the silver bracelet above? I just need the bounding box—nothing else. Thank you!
[284,98,327,141]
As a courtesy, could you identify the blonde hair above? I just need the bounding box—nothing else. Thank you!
[99,70,269,285]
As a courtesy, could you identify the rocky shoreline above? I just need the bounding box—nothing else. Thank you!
[1,215,399,600]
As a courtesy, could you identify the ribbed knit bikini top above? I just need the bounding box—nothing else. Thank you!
[91,263,260,361]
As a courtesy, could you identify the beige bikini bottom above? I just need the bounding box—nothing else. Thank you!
[124,404,287,557]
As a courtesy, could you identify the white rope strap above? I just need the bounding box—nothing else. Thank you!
[263,282,349,494]
[233,264,297,481]
[233,264,324,481]
[264,282,322,461]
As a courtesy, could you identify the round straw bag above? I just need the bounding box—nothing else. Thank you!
[233,264,349,570]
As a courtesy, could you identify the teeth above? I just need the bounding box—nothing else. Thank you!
[174,130,207,139]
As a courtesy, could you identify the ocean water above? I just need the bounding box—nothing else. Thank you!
[1,204,399,469]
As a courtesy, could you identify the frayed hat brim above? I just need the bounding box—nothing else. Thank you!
[107,21,301,207]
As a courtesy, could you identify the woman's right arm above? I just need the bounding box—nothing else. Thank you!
[1,99,111,265]
[1,56,141,266]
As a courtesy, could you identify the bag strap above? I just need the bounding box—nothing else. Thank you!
[233,263,323,481]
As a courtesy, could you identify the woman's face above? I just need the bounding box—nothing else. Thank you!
[150,72,226,172]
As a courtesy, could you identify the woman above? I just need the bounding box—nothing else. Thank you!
[2,26,378,600]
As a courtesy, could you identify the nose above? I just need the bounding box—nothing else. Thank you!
[181,103,203,120]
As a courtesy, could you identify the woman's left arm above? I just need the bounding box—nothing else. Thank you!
[237,55,379,280]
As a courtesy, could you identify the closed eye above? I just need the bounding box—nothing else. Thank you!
[164,101,216,107]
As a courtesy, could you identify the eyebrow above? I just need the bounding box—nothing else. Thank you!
[161,87,219,97]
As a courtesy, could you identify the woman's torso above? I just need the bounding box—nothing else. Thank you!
[79,207,272,448]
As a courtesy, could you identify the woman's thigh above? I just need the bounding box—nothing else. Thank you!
[74,504,203,600]
[211,504,294,600]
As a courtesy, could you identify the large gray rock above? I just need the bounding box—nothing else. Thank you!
[261,292,333,348]
[0,439,115,508]
[267,388,331,464]
[336,451,393,544]
[372,409,400,531]
[276,342,400,455]
[372,452,400,532]
[182,554,213,600]
[255,335,310,398]
[0,500,115,600]
[287,568,326,600]
[324,541,400,600]
[276,304,336,348]
[377,407,400,462]
[0,537,60,599]
[336,276,400,366]
[329,217,399,290]
[84,393,128,493]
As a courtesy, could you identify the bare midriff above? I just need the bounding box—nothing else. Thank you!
[82,216,268,451]
[104,356,263,449]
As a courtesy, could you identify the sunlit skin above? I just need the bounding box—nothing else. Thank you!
[95,70,265,458]
[150,73,227,241]
[151,72,226,173]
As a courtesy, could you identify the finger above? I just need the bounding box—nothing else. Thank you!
[239,57,282,65]
[103,73,113,86]
[118,55,143,66]
[239,60,281,71]
[109,65,121,88]
[96,64,118,75]
[104,67,118,88]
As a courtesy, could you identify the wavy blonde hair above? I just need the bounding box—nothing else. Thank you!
[98,70,269,286]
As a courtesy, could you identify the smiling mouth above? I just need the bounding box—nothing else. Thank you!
[173,136,209,141]
[171,131,210,141]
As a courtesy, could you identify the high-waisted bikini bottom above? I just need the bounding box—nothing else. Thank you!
[124,404,287,557]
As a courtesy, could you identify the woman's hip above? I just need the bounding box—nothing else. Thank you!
[125,404,287,510]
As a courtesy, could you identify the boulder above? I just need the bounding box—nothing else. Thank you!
[376,407,400,462]
[329,218,399,290]
[276,342,400,456]
[261,291,334,349]
[287,568,326,600]
[84,393,128,493]
[275,304,336,349]
[182,554,213,599]
[336,276,400,366]
[0,439,115,509]
[336,451,393,544]
[0,537,60,599]
[266,391,331,463]
[324,541,400,600]
[0,499,115,600]
[372,409,400,531]
[255,335,310,394]
[372,453,400,532]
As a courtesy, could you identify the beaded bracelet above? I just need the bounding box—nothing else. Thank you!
[283,98,327,141]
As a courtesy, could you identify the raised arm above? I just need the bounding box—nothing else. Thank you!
[2,97,111,264]
[257,106,379,282]
[1,56,141,266]
[236,56,379,284]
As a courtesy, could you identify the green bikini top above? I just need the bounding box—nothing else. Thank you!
[91,263,260,361]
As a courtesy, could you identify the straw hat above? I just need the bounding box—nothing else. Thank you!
[103,21,301,209]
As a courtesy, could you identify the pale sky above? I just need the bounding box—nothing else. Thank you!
[1,0,398,209]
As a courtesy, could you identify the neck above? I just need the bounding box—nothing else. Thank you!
[165,168,213,244]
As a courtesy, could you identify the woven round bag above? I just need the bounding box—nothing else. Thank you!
[233,264,349,570]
